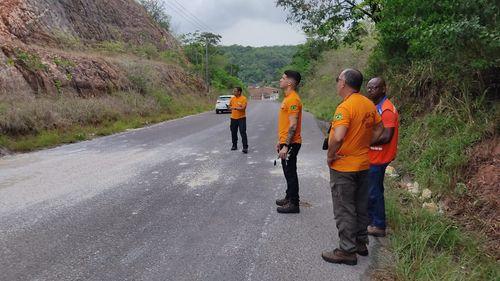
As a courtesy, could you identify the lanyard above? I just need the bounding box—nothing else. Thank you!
[376,96,387,115]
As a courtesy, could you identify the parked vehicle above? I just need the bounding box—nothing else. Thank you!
[215,95,233,114]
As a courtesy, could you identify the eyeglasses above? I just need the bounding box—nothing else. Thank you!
[336,77,344,83]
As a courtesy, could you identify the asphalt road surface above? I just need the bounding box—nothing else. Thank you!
[0,101,376,281]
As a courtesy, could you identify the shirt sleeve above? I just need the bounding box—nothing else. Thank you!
[381,109,397,128]
[288,98,300,115]
[332,105,350,128]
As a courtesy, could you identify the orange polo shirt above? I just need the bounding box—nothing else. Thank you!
[229,95,247,119]
[329,93,382,172]
[369,98,399,165]
[278,91,302,144]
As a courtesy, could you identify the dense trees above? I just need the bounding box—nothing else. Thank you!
[220,45,298,85]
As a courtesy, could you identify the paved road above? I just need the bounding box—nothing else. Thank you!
[0,101,375,281]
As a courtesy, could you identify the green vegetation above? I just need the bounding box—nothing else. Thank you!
[15,49,47,71]
[0,91,210,152]
[279,0,499,279]
[385,180,498,280]
[220,45,298,85]
[181,32,246,92]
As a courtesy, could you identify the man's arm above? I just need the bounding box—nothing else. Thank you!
[278,114,298,159]
[327,126,347,167]
[234,103,247,111]
[372,126,394,145]
[371,122,384,145]
[371,110,396,145]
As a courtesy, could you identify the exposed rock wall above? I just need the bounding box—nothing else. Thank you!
[0,0,204,96]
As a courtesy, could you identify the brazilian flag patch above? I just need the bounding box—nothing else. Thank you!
[334,113,343,121]
[290,105,297,111]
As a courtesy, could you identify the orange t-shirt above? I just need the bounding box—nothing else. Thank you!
[278,91,302,144]
[229,95,247,119]
[369,98,399,165]
[329,93,382,172]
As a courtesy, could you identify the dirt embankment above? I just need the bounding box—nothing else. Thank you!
[0,0,205,96]
[444,136,500,259]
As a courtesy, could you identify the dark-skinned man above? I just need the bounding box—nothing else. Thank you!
[275,70,303,214]
[228,87,248,154]
[322,69,384,266]
[366,77,399,237]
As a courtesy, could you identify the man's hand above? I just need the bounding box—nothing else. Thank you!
[276,143,280,153]
[279,146,289,160]
[327,154,341,167]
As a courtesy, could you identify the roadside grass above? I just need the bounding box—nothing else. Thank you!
[384,181,499,281]
[0,90,212,152]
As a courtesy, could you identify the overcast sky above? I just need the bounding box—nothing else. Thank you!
[163,0,306,47]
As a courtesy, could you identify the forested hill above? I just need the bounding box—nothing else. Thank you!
[220,45,298,85]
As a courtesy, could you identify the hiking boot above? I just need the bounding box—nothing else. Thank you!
[367,225,386,237]
[231,145,237,151]
[321,248,357,265]
[275,197,289,206]
[242,148,248,154]
[276,202,300,213]
[356,242,368,256]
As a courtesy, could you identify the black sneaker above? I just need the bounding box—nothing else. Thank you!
[277,202,300,213]
[275,198,289,206]
[231,146,237,151]
[242,148,248,154]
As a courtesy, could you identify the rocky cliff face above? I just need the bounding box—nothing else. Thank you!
[0,0,204,96]
[1,0,177,49]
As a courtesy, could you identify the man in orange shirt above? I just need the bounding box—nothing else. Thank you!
[275,70,303,214]
[367,77,399,237]
[322,69,384,266]
[229,87,248,154]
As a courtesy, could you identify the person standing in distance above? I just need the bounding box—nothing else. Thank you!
[366,77,399,237]
[275,70,303,214]
[229,87,248,154]
[322,69,384,265]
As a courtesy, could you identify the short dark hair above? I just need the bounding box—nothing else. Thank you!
[284,70,301,87]
[343,69,363,91]
[235,87,242,93]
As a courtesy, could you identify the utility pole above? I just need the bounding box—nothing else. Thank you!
[205,38,209,93]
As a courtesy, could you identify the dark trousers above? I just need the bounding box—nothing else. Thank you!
[230,118,248,149]
[280,143,301,204]
[330,168,370,253]
[368,163,389,228]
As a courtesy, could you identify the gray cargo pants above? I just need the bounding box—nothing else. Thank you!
[330,168,370,253]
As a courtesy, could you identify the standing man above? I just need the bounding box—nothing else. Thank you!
[322,69,384,266]
[366,77,399,237]
[229,87,248,154]
[275,70,303,214]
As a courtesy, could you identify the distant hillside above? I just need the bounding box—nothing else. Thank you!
[220,45,297,85]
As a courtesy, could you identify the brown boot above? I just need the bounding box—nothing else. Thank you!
[356,242,368,256]
[276,202,300,213]
[367,225,386,237]
[321,248,357,265]
[275,197,289,206]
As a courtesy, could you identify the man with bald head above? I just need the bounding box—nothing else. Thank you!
[366,77,399,237]
[322,68,384,266]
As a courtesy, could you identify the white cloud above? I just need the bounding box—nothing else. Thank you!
[220,19,305,47]
[164,0,306,46]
